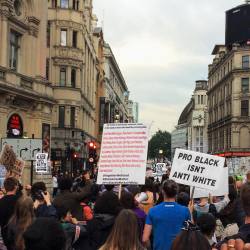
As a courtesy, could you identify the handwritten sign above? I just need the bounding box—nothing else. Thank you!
[169,149,225,191]
[35,153,48,173]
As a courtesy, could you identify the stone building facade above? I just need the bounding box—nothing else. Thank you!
[208,44,250,158]
[172,80,208,158]
[0,0,54,184]
[47,0,98,172]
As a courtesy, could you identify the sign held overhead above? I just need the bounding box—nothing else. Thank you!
[169,149,225,191]
[97,123,149,185]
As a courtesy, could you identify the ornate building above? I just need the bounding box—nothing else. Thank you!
[172,80,208,158]
[208,44,250,156]
[0,0,54,182]
[47,0,97,172]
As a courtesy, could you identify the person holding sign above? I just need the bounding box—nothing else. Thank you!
[142,180,191,250]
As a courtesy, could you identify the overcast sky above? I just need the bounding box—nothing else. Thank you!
[93,0,243,135]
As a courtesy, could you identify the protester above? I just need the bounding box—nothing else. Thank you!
[53,177,91,221]
[177,192,190,207]
[171,221,212,250]
[193,194,229,222]
[197,213,217,247]
[120,191,147,240]
[5,197,35,250]
[219,185,240,239]
[23,218,66,250]
[86,190,122,250]
[57,205,88,250]
[140,178,158,214]
[219,182,250,249]
[99,209,145,250]
[143,179,191,250]
[31,182,57,218]
[0,177,20,247]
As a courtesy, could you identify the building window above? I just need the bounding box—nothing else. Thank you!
[52,0,57,8]
[60,0,68,8]
[60,29,67,46]
[242,78,249,93]
[198,95,200,104]
[242,55,249,69]
[60,67,66,86]
[73,0,79,10]
[72,31,77,48]
[70,107,75,128]
[47,21,51,47]
[46,59,49,80]
[241,100,249,117]
[71,68,76,87]
[201,95,204,104]
[9,31,20,70]
[58,106,65,128]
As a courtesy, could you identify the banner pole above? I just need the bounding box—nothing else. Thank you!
[190,186,195,200]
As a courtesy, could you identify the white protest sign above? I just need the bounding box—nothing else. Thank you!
[169,149,225,191]
[97,123,149,185]
[35,153,48,173]
[192,167,229,198]
[155,163,166,176]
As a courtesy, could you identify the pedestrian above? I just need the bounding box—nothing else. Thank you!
[57,205,88,250]
[177,192,190,207]
[5,197,35,250]
[197,213,217,247]
[52,173,58,197]
[31,182,57,218]
[219,185,240,239]
[53,177,91,221]
[140,178,157,214]
[23,218,66,250]
[171,221,212,250]
[218,182,250,249]
[142,180,191,250]
[99,209,145,250]
[0,177,20,247]
[86,190,122,250]
[120,191,146,241]
[193,194,229,222]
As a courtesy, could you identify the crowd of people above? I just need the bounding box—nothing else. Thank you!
[0,169,250,250]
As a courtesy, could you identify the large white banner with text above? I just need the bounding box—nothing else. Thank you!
[97,123,149,185]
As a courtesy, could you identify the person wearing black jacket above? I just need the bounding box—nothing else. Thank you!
[53,177,92,221]
[86,191,122,250]
[0,177,20,247]
[31,182,57,218]
[218,182,250,249]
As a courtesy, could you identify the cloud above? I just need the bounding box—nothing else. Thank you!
[93,0,243,134]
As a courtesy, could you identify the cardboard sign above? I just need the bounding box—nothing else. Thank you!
[192,167,229,198]
[169,149,225,191]
[35,153,48,173]
[97,123,149,185]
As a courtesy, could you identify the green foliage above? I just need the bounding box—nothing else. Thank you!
[148,130,171,159]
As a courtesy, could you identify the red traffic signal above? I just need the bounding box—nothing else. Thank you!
[89,142,94,148]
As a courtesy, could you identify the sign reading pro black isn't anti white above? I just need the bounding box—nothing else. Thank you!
[169,149,225,191]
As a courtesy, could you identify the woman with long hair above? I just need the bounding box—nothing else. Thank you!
[5,197,35,250]
[99,209,145,250]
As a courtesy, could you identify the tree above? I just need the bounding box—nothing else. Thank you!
[148,130,171,160]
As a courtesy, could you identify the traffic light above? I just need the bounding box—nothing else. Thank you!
[88,141,97,166]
